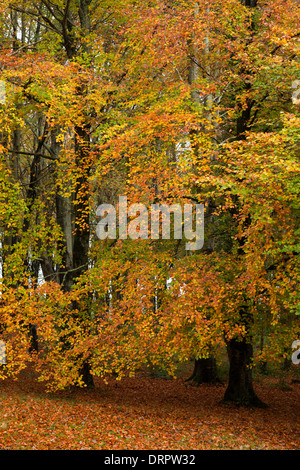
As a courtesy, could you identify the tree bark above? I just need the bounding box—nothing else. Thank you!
[73,120,94,389]
[221,0,267,407]
[186,356,221,386]
[223,335,266,407]
[186,4,221,389]
[55,0,95,388]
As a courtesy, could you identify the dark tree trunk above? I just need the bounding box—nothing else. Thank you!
[80,362,94,389]
[186,356,221,386]
[29,324,38,353]
[71,120,94,389]
[223,337,266,407]
[242,0,257,6]
[54,0,95,390]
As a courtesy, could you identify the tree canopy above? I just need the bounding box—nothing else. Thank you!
[0,0,299,405]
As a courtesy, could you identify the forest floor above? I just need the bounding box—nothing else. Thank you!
[0,363,299,450]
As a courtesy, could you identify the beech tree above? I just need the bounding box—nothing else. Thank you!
[0,0,299,407]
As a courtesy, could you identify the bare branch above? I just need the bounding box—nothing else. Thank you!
[7,149,57,161]
[9,3,61,35]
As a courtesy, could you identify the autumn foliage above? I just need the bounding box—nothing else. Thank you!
[0,0,299,418]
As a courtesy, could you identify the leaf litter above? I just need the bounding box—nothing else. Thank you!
[0,366,299,450]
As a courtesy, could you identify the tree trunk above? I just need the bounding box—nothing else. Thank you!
[223,337,266,407]
[72,123,94,389]
[57,0,95,389]
[222,0,265,408]
[80,361,94,389]
[186,356,221,386]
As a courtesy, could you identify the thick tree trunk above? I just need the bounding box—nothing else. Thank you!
[223,337,266,407]
[186,356,221,386]
[223,0,263,407]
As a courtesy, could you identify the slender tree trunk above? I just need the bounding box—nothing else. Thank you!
[54,0,95,388]
[73,122,91,281]
[24,116,49,353]
[68,0,95,389]
[187,4,220,384]
[73,122,94,388]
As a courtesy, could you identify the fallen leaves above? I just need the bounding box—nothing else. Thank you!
[0,365,299,450]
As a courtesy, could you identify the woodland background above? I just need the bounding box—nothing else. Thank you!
[0,0,299,450]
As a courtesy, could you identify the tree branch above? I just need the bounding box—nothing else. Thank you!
[7,149,57,161]
[9,3,61,35]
